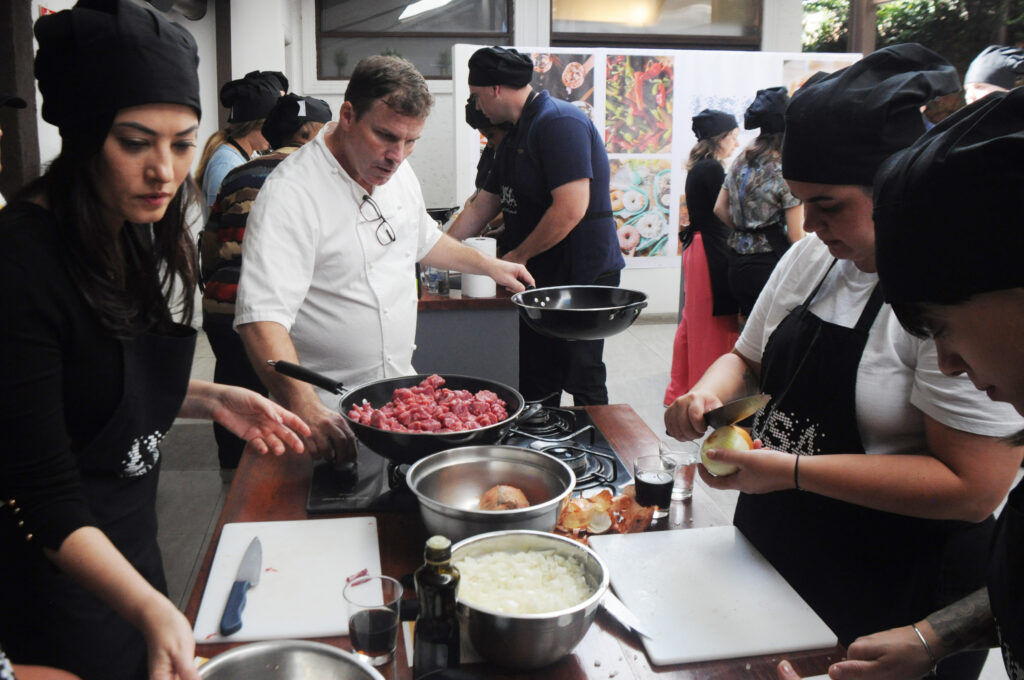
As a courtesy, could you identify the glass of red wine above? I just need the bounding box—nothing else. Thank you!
[343,575,403,666]
[633,454,677,518]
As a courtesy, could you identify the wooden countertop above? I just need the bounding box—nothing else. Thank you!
[185,405,843,678]
[418,285,517,311]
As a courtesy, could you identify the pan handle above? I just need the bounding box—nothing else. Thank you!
[268,360,346,395]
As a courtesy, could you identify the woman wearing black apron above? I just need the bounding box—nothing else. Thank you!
[776,83,1024,680]
[665,45,1024,680]
[0,4,309,679]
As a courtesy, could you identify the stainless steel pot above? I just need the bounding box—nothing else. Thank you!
[405,446,575,542]
[270,361,526,465]
[511,285,648,340]
[199,640,384,679]
[451,530,610,670]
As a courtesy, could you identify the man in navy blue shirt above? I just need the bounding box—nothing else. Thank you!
[449,47,625,406]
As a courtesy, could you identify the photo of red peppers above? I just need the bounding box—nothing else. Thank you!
[605,55,674,154]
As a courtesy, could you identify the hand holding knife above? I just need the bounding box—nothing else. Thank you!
[219,536,262,636]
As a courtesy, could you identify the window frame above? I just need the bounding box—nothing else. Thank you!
[311,0,516,82]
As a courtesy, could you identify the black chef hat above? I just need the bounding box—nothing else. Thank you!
[782,43,960,186]
[744,86,788,133]
[874,88,1024,305]
[0,92,26,109]
[220,76,280,123]
[34,0,201,136]
[261,93,332,149]
[964,46,1024,90]
[245,69,289,94]
[468,47,533,88]
[692,109,737,141]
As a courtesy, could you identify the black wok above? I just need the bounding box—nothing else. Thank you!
[511,285,648,341]
[270,361,526,465]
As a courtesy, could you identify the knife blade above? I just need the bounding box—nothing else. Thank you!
[600,591,652,639]
[703,394,771,429]
[219,536,262,636]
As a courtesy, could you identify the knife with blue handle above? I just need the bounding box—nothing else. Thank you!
[219,536,262,636]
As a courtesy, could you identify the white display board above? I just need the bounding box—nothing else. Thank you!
[452,45,859,269]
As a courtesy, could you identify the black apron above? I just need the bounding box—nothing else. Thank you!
[735,261,994,665]
[989,479,1024,679]
[495,91,612,286]
[3,325,195,680]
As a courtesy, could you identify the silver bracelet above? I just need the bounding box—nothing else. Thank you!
[912,623,939,675]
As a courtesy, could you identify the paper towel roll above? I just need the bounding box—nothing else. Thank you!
[463,237,497,297]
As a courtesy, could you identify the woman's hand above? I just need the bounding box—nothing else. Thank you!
[664,390,722,441]
[182,381,311,456]
[137,594,200,680]
[698,440,800,494]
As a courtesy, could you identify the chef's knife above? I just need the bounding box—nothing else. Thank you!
[703,394,771,429]
[600,591,652,639]
[219,536,262,636]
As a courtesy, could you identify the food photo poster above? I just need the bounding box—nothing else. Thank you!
[452,45,859,269]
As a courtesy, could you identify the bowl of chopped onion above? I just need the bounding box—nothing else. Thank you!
[451,529,610,669]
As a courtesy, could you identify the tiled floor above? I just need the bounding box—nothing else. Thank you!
[157,319,1009,678]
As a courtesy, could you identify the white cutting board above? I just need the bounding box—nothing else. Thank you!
[589,526,837,665]
[193,517,381,643]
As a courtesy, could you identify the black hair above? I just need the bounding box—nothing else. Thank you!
[17,121,197,337]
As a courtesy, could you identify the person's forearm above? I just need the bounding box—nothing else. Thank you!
[236,322,321,412]
[447,190,499,241]
[785,204,804,242]
[420,234,492,275]
[46,527,169,633]
[692,350,760,401]
[505,179,589,262]
[922,588,999,659]
[714,189,734,229]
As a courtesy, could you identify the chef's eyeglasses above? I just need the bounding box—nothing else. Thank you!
[359,194,397,246]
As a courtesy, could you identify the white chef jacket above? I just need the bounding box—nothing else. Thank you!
[234,125,442,402]
[735,236,1024,455]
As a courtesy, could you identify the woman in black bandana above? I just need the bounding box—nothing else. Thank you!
[664,44,1023,679]
[780,85,1024,680]
[0,3,309,679]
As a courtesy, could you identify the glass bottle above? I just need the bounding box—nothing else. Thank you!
[413,535,460,678]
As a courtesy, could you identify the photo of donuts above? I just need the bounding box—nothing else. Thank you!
[530,52,595,118]
[605,54,674,154]
[610,158,672,258]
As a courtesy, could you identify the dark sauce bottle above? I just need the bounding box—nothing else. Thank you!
[413,535,460,678]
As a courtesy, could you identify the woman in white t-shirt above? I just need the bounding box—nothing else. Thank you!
[664,44,1024,680]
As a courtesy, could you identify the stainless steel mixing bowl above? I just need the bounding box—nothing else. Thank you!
[451,530,610,670]
[405,446,575,542]
[198,640,384,679]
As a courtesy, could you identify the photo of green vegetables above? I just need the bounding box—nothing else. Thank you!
[605,55,674,154]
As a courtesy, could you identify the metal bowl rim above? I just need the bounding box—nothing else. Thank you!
[406,446,576,517]
[451,529,610,619]
[198,639,385,679]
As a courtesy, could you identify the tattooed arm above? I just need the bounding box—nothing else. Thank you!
[924,587,999,655]
[807,588,996,680]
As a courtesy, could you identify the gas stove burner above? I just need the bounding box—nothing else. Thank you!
[508,406,597,445]
[529,440,619,491]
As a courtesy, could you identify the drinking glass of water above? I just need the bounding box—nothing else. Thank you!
[659,439,701,501]
[343,575,403,666]
[633,454,677,518]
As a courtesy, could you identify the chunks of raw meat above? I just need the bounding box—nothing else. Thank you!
[347,375,509,433]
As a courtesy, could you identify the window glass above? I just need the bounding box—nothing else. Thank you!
[317,0,510,79]
[551,0,760,43]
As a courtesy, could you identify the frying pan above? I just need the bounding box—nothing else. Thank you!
[511,285,648,341]
[270,361,526,465]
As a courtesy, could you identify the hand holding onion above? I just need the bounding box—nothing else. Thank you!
[697,433,803,494]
